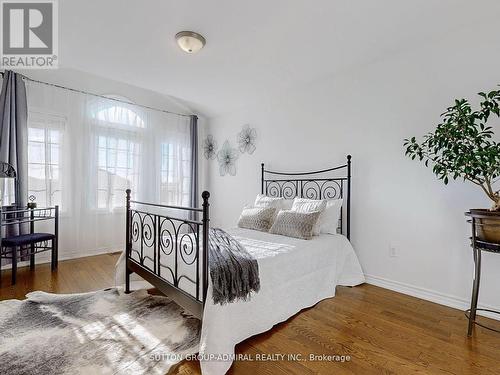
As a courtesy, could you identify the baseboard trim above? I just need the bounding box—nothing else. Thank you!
[1,247,121,271]
[365,274,500,321]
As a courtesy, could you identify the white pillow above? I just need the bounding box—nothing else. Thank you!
[254,194,285,210]
[320,199,343,235]
[282,199,294,210]
[291,198,327,235]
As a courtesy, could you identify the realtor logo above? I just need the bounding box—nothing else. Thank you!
[0,0,58,68]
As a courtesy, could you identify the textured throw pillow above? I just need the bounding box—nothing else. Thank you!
[291,198,327,235]
[320,199,343,235]
[237,207,276,232]
[269,210,322,240]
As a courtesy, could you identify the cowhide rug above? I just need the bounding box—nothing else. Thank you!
[0,288,200,375]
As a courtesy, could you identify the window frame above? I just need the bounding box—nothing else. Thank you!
[27,109,66,211]
[159,141,192,207]
[91,98,144,212]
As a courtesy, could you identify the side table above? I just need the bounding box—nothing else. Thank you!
[465,211,500,336]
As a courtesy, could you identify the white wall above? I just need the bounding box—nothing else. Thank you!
[206,23,500,314]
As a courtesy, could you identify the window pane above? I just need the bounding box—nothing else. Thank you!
[50,144,59,165]
[49,165,60,182]
[108,137,117,149]
[28,142,46,164]
[95,106,145,128]
[117,139,127,151]
[114,167,127,179]
[29,128,44,142]
[98,136,107,148]
[159,142,192,206]
[108,149,117,165]
[49,129,60,144]
[128,153,135,170]
[27,119,63,209]
[51,190,61,206]
[95,128,141,209]
[98,148,107,167]
[98,169,109,189]
[97,190,108,209]
[116,151,128,169]
[111,193,120,208]
[28,163,45,181]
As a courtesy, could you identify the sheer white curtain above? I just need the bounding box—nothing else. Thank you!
[24,81,192,259]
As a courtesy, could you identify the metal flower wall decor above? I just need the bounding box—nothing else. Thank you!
[237,124,257,155]
[207,125,257,176]
[203,134,218,160]
[217,140,239,176]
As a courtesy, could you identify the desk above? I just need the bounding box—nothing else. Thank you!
[0,205,58,285]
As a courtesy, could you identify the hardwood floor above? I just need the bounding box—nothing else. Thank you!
[1,253,500,374]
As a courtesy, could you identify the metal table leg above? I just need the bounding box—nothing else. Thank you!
[11,246,17,285]
[30,243,35,270]
[30,210,35,270]
[468,247,482,336]
[51,239,56,271]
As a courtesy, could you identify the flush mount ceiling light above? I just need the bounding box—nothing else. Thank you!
[175,31,206,54]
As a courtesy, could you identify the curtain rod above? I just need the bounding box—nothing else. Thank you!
[0,71,194,118]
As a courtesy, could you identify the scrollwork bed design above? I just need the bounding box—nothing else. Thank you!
[124,155,352,318]
[125,192,210,317]
[261,155,351,239]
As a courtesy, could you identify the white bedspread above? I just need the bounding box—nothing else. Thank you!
[115,228,364,375]
[199,228,364,375]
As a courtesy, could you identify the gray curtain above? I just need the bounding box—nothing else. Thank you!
[0,70,28,208]
[0,70,29,265]
[189,115,199,218]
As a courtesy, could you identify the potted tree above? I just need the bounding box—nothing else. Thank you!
[404,88,500,242]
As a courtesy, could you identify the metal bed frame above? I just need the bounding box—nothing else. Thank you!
[125,155,352,317]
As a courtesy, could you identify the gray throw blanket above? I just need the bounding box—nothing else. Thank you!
[208,228,260,305]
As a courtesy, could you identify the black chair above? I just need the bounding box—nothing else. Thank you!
[0,205,59,285]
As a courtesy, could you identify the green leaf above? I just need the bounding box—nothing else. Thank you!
[404,86,500,201]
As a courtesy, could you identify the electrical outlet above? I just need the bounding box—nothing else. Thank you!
[389,245,398,257]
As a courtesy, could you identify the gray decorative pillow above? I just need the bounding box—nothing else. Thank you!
[237,207,276,232]
[269,210,322,240]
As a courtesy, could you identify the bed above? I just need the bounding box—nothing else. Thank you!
[122,155,365,374]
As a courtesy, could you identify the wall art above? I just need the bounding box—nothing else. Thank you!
[217,140,239,176]
[203,134,218,160]
[237,124,257,155]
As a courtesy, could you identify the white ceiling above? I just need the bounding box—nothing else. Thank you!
[60,0,500,117]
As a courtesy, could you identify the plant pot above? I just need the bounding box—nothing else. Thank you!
[469,209,500,243]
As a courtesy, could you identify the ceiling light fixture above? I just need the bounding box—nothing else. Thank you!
[175,31,206,54]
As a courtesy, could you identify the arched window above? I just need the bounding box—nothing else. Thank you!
[91,96,144,210]
[94,103,145,128]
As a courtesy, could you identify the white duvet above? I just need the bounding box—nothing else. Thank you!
[198,228,364,375]
[116,228,364,375]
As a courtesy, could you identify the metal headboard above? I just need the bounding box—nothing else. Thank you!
[261,155,351,240]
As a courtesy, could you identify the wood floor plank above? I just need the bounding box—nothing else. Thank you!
[315,290,500,374]
[1,253,500,374]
